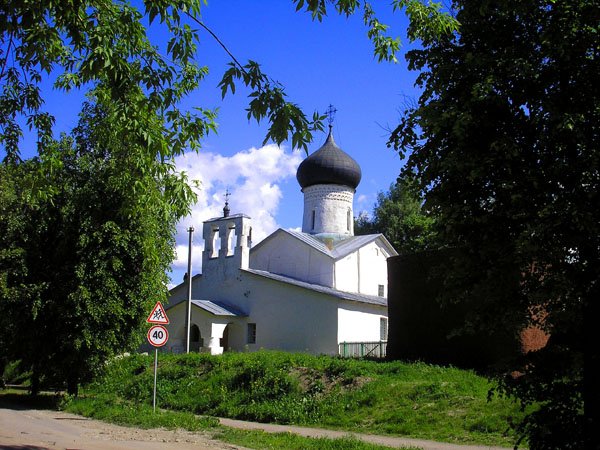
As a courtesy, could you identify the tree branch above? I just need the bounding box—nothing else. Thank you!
[185,13,248,77]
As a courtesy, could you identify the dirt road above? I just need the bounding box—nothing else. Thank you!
[0,407,244,450]
[0,406,510,450]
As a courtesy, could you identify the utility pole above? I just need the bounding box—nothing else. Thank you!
[185,226,194,353]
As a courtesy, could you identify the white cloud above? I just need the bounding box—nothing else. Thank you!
[169,144,302,280]
[355,193,376,215]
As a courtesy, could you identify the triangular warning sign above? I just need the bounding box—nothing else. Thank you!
[146,301,169,324]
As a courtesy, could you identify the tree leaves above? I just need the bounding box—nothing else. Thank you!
[292,0,458,63]
[1,0,212,163]
[218,60,326,153]
[391,1,597,447]
[0,99,187,394]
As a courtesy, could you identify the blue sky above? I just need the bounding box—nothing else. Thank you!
[8,1,422,286]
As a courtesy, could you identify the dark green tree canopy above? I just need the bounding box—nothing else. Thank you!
[0,98,182,394]
[390,1,598,447]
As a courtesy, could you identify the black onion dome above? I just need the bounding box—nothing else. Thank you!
[296,130,362,190]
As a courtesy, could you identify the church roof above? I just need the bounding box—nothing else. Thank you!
[252,229,398,260]
[243,268,387,306]
[190,299,247,317]
[296,129,362,190]
[204,212,250,223]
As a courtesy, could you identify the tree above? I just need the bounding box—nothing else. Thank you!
[0,95,191,394]
[389,1,598,448]
[355,178,435,254]
[0,0,329,165]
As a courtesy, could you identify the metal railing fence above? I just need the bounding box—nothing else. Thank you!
[338,341,387,358]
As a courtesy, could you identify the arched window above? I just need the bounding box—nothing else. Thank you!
[190,324,200,342]
[211,226,220,258]
[226,223,236,256]
[190,324,203,350]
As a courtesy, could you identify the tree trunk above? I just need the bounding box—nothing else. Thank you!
[67,376,79,397]
[30,369,40,396]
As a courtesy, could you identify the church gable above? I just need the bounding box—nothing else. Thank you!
[333,238,393,297]
[250,229,334,287]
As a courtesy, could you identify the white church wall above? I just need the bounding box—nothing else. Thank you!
[250,232,334,288]
[164,301,237,354]
[337,305,386,343]
[334,252,359,292]
[167,270,341,355]
[358,241,389,297]
[333,241,389,297]
[251,232,309,279]
[224,321,246,351]
[238,272,340,354]
[165,301,187,353]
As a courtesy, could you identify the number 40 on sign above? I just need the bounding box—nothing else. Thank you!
[147,324,168,347]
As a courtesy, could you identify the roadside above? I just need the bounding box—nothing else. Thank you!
[0,404,510,450]
[0,407,244,450]
[219,417,510,450]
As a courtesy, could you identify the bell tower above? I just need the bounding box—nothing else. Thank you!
[201,202,252,280]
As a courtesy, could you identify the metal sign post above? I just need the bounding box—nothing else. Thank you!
[147,304,169,413]
[153,348,158,412]
[185,227,194,353]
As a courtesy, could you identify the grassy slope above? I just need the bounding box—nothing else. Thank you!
[68,351,523,447]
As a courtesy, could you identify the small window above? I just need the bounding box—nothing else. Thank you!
[347,208,351,231]
[226,224,236,256]
[378,284,385,297]
[311,210,316,230]
[211,226,220,258]
[380,317,388,341]
[247,323,256,344]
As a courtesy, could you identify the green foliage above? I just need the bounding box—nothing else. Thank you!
[0,391,64,410]
[65,393,219,430]
[78,351,524,446]
[1,0,211,163]
[215,428,406,450]
[0,97,185,394]
[355,178,436,254]
[389,1,597,447]
[1,360,31,386]
[292,0,458,63]
[0,0,331,163]
[218,60,326,153]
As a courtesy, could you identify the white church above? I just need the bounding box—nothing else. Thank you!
[164,127,397,355]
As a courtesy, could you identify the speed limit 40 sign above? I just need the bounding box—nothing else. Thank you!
[147,325,169,347]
